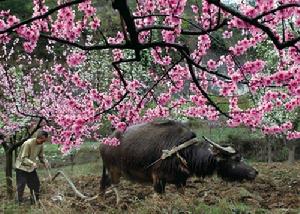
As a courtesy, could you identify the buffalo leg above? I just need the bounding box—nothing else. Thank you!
[100,165,111,194]
[108,167,121,205]
[152,173,166,194]
[175,183,185,195]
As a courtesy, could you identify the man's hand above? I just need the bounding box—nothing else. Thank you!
[32,162,38,168]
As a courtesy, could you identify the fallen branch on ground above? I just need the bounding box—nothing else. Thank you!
[52,170,98,201]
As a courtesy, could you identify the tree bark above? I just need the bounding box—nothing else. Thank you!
[14,147,18,162]
[288,145,296,164]
[5,149,14,199]
[70,153,75,175]
[267,136,272,163]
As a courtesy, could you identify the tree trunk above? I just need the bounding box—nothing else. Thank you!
[288,145,296,164]
[267,137,272,163]
[70,153,75,175]
[14,147,18,162]
[5,149,14,199]
[71,154,74,174]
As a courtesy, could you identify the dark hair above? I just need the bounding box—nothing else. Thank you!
[36,130,49,139]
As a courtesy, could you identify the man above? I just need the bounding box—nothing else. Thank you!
[15,130,50,204]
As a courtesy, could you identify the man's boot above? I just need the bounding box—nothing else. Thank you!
[30,190,39,205]
[16,192,24,205]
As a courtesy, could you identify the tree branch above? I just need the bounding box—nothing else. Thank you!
[10,117,44,151]
[94,91,129,118]
[179,47,231,118]
[254,3,300,21]
[138,25,174,33]
[0,0,85,34]
[40,34,130,50]
[208,0,300,50]
[137,57,184,109]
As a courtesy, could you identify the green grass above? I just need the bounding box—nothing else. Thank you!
[0,140,98,153]
[193,199,269,214]
[0,161,101,186]
[0,146,4,155]
[132,197,264,214]
[209,95,252,113]
[0,169,4,186]
[39,161,101,179]
[194,125,264,143]
[192,199,252,214]
[43,140,99,156]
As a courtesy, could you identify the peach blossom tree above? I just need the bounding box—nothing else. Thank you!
[0,0,300,153]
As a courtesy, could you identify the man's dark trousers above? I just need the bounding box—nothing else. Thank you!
[16,168,40,203]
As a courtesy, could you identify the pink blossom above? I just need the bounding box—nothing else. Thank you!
[287,131,300,140]
[191,5,199,13]
[1,0,300,153]
[89,17,101,30]
[67,51,86,67]
[23,41,36,53]
[162,30,176,43]
[115,122,127,132]
[6,15,19,26]
[0,20,6,30]
[222,30,233,39]
[207,59,217,70]
[102,137,120,146]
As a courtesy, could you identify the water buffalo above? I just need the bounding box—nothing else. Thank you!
[100,119,258,203]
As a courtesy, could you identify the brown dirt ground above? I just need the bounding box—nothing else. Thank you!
[1,162,300,213]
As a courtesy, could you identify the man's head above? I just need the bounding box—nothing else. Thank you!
[36,130,49,144]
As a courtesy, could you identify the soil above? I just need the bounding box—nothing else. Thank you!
[1,162,300,213]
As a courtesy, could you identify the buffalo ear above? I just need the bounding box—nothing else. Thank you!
[113,130,123,139]
[212,149,228,162]
[213,148,239,163]
[214,154,228,162]
[211,147,222,156]
[232,153,242,161]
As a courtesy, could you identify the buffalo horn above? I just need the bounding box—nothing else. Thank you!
[202,136,236,154]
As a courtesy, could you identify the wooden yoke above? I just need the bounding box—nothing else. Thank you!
[146,138,199,169]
